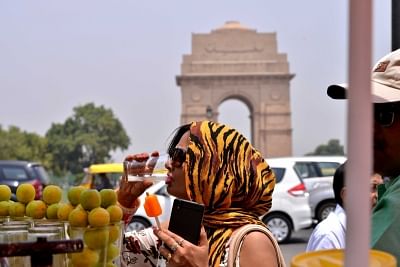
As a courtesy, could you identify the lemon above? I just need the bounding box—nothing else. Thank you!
[42,185,62,205]
[68,207,88,227]
[67,186,86,206]
[9,202,25,217]
[57,203,74,221]
[80,189,101,211]
[108,224,122,244]
[46,203,60,219]
[70,247,99,267]
[16,184,36,204]
[106,205,123,223]
[83,227,109,250]
[106,243,120,261]
[100,189,117,208]
[26,200,47,219]
[0,201,11,216]
[88,207,110,227]
[0,185,12,201]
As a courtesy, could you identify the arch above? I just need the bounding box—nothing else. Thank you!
[176,22,295,157]
[218,98,252,142]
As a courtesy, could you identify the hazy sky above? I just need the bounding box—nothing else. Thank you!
[0,1,392,162]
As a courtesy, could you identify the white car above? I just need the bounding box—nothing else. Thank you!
[272,156,347,222]
[261,158,313,243]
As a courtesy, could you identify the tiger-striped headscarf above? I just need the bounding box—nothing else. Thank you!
[183,121,276,267]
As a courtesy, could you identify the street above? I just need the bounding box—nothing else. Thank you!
[280,228,312,266]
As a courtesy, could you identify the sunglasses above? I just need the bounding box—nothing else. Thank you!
[374,103,400,127]
[168,147,187,167]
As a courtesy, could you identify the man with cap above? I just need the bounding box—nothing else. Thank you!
[327,48,400,263]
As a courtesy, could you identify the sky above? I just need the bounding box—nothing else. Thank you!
[0,1,392,162]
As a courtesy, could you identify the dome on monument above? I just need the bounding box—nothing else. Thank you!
[215,21,253,31]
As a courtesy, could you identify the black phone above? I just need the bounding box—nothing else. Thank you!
[168,198,205,245]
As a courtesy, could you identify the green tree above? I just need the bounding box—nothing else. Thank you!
[306,139,345,156]
[0,125,52,167]
[46,103,130,175]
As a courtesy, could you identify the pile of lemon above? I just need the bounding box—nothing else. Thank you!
[0,183,63,219]
[66,187,123,267]
[0,184,123,267]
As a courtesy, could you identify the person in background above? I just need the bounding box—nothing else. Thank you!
[370,173,384,209]
[306,162,384,251]
[94,172,113,191]
[327,48,400,263]
[117,120,279,267]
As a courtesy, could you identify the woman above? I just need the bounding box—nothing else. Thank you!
[118,121,278,267]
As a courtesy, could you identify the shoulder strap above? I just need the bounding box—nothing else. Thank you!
[227,224,286,267]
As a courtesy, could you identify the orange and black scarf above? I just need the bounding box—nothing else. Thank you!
[183,121,276,267]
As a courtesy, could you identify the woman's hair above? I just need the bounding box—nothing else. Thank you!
[166,123,191,156]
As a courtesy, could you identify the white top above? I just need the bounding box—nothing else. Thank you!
[306,204,346,251]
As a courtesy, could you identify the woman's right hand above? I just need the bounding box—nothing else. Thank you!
[117,152,156,208]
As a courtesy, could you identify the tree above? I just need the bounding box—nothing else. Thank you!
[0,125,52,167]
[46,103,130,175]
[306,139,345,156]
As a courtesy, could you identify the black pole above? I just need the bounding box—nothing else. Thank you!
[392,0,400,50]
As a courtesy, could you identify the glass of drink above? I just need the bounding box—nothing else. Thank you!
[123,153,168,182]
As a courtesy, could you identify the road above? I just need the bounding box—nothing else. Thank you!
[280,228,312,266]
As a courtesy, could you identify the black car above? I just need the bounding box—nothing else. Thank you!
[0,160,50,200]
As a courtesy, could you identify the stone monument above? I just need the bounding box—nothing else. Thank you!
[176,21,294,157]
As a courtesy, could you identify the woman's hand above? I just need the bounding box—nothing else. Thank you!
[154,226,209,267]
[117,152,157,208]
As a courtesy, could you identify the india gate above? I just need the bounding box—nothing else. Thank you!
[176,21,295,157]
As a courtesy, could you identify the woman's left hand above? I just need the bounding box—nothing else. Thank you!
[154,226,209,267]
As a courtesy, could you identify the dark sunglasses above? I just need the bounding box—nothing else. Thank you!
[374,103,400,127]
[168,147,187,167]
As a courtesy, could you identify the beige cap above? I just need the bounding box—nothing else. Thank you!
[327,49,400,103]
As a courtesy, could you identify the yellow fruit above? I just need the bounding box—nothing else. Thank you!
[57,203,74,221]
[26,200,47,219]
[83,227,109,250]
[108,224,122,243]
[46,203,60,219]
[70,247,99,267]
[67,186,86,206]
[0,185,11,201]
[88,207,110,227]
[9,202,25,217]
[42,185,62,204]
[106,243,120,261]
[100,189,117,208]
[0,201,11,216]
[106,205,122,223]
[16,184,36,204]
[68,207,88,227]
[80,189,101,211]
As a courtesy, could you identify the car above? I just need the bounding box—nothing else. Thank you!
[0,160,50,200]
[262,158,313,243]
[268,156,346,223]
[80,163,123,190]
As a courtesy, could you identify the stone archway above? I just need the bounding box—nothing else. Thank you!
[176,21,295,157]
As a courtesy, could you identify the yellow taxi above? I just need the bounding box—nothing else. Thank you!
[80,163,123,190]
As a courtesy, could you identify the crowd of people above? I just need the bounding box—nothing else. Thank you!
[115,48,400,267]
